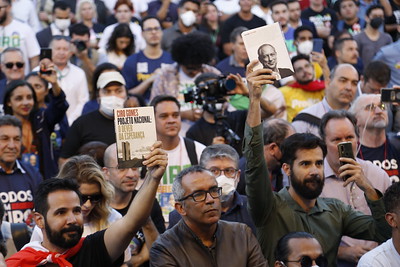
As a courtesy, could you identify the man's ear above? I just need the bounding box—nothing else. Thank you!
[34,212,45,230]
[385,212,397,228]
[175,202,187,216]
[102,167,110,181]
[282,163,291,177]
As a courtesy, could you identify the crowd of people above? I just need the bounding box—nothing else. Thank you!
[0,0,399,266]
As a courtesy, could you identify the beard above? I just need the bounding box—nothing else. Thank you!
[45,220,84,249]
[290,172,324,200]
[0,13,7,25]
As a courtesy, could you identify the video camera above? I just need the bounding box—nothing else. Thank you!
[184,73,241,145]
[72,40,87,52]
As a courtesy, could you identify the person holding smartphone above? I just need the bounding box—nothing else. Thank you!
[319,109,391,266]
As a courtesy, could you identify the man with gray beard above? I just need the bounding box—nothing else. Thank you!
[351,94,400,183]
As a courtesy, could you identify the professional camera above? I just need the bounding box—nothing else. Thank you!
[184,73,236,105]
[72,40,87,52]
[184,72,241,145]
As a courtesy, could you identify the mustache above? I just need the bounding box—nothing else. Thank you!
[304,175,323,184]
[60,224,82,235]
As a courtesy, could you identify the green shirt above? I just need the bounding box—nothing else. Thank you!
[243,123,391,267]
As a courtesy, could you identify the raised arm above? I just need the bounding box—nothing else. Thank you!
[104,141,167,262]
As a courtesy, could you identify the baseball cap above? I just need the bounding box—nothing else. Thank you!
[97,71,126,89]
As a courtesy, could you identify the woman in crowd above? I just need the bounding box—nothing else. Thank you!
[199,2,223,61]
[2,63,68,180]
[105,23,135,69]
[75,0,106,48]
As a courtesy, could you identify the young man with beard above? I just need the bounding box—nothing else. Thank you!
[319,109,391,266]
[279,54,327,122]
[351,95,400,183]
[244,59,391,267]
[7,141,167,266]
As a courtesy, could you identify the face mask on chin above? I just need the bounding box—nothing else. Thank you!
[99,96,125,117]
[180,10,196,27]
[54,18,71,31]
[297,40,313,55]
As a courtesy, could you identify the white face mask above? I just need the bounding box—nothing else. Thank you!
[297,40,313,55]
[99,96,125,117]
[216,175,237,202]
[180,10,196,27]
[54,18,71,31]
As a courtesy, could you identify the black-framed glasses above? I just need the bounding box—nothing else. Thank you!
[208,167,238,178]
[364,103,386,112]
[177,187,222,202]
[284,255,328,267]
[4,62,24,69]
[81,194,102,204]
[143,26,162,32]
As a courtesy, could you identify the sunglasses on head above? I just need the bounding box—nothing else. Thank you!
[4,62,24,69]
[282,255,328,267]
[81,194,102,204]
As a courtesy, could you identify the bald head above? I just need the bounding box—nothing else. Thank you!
[103,143,118,168]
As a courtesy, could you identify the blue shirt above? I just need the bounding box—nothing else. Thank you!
[122,50,174,102]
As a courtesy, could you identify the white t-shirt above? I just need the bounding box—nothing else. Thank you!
[12,0,42,33]
[0,19,40,74]
[358,238,400,267]
[98,22,145,54]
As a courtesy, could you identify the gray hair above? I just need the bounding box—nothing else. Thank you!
[0,47,24,63]
[199,144,239,168]
[0,115,22,131]
[263,118,294,146]
[172,165,211,202]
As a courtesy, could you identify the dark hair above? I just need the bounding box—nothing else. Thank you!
[275,232,317,262]
[333,37,355,53]
[125,94,146,107]
[230,26,248,43]
[34,178,82,216]
[384,182,400,213]
[179,0,200,8]
[91,63,120,100]
[53,0,71,13]
[106,23,134,56]
[25,71,49,91]
[171,32,215,66]
[3,80,38,116]
[69,23,90,37]
[366,4,384,17]
[0,114,22,131]
[78,141,108,167]
[319,110,359,140]
[150,95,181,113]
[281,133,327,166]
[114,0,133,11]
[363,60,391,86]
[337,0,359,15]
[172,165,211,201]
[263,119,294,146]
[294,25,313,41]
[140,16,162,30]
[291,54,311,66]
[270,0,288,10]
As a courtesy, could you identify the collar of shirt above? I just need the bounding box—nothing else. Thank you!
[223,191,244,215]
[229,55,243,68]
[279,187,332,214]
[50,23,70,36]
[0,160,26,174]
[322,97,334,112]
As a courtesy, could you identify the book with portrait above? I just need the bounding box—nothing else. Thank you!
[114,106,157,168]
[241,22,294,80]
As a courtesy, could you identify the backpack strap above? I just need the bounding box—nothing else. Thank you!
[183,137,198,165]
[292,113,322,127]
[10,223,31,251]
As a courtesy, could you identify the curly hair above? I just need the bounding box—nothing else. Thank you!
[57,155,114,232]
[171,31,215,66]
[106,23,134,56]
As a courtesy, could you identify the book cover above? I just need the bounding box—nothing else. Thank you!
[114,106,157,168]
[241,22,294,80]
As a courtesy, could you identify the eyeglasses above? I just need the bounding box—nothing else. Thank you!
[143,26,162,32]
[283,255,328,267]
[4,62,24,69]
[177,186,222,202]
[81,194,102,204]
[208,167,238,178]
[364,103,386,112]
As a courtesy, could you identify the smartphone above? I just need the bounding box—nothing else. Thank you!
[313,38,323,53]
[381,88,400,103]
[338,141,355,181]
[39,48,52,75]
